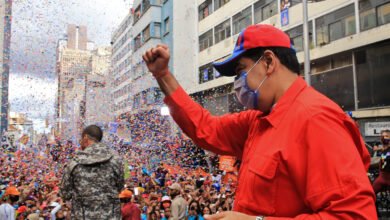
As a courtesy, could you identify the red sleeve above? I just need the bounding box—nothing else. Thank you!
[164,86,259,158]
[267,112,376,220]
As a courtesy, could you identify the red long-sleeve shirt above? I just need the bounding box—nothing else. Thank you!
[121,202,141,220]
[164,77,376,219]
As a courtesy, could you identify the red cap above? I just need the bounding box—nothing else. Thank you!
[119,189,133,198]
[213,24,293,76]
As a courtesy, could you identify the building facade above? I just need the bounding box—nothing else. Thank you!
[111,0,197,143]
[56,25,93,141]
[194,0,390,142]
[8,112,34,146]
[85,47,113,128]
[0,0,12,137]
[111,12,134,142]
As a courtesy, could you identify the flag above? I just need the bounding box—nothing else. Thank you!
[219,156,236,172]
[19,135,29,145]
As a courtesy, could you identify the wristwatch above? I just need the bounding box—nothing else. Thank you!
[256,216,265,220]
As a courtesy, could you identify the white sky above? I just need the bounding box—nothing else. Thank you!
[9,0,133,132]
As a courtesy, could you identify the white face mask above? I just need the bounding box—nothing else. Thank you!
[234,56,268,109]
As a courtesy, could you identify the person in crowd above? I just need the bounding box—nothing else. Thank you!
[60,125,124,219]
[48,201,61,220]
[168,183,187,220]
[142,24,376,219]
[188,200,204,220]
[160,195,172,210]
[373,129,390,193]
[119,189,141,220]
[202,205,212,216]
[0,186,20,220]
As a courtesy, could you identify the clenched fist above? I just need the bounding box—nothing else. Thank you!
[142,44,170,79]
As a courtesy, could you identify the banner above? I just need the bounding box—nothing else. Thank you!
[163,163,185,175]
[222,173,238,184]
[219,156,236,172]
[193,167,211,177]
[19,134,29,145]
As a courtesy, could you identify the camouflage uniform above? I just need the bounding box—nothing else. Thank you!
[60,142,124,220]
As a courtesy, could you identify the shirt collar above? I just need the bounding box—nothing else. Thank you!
[261,77,308,128]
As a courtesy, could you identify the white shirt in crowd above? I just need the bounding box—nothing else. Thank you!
[0,203,15,220]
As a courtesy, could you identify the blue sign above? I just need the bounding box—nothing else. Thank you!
[203,69,209,81]
[281,8,289,27]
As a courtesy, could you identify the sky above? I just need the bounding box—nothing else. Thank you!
[9,0,133,132]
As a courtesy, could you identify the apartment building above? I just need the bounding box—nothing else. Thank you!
[112,0,197,142]
[194,0,390,141]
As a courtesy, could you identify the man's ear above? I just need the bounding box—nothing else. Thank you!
[263,50,277,75]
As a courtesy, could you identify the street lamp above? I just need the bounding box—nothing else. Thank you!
[302,0,311,85]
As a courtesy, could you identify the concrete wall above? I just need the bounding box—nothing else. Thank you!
[172,0,198,91]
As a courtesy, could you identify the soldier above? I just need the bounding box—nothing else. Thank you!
[60,125,124,220]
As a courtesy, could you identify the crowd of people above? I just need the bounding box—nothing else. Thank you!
[1,128,388,220]
[0,130,239,220]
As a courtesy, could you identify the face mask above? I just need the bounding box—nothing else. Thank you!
[383,138,390,145]
[234,56,268,109]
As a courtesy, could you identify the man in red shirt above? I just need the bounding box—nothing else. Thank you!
[142,24,376,219]
[119,189,141,220]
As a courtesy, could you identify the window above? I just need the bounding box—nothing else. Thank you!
[316,4,356,46]
[199,63,214,83]
[329,20,343,42]
[164,17,170,34]
[359,0,377,30]
[134,34,142,50]
[356,42,390,108]
[214,19,231,44]
[378,2,390,25]
[199,29,213,51]
[142,25,151,42]
[233,6,252,35]
[143,0,151,13]
[359,0,390,31]
[254,0,277,24]
[286,22,313,52]
[199,0,213,21]
[134,6,141,24]
[214,0,230,11]
[154,23,161,38]
[311,65,355,111]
